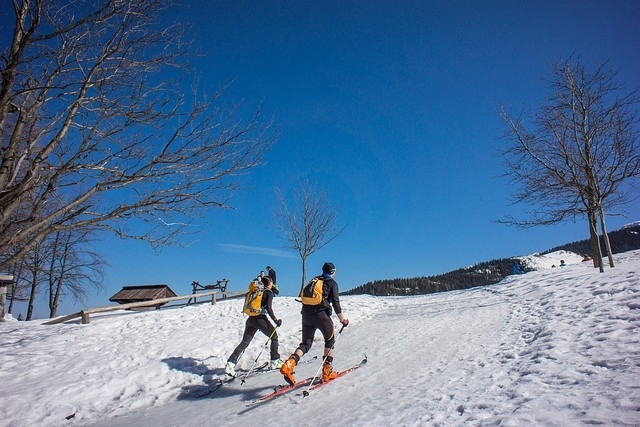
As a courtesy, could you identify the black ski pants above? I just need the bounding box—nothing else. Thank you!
[298,309,335,354]
[229,315,279,364]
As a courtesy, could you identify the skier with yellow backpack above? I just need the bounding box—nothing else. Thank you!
[224,276,283,377]
[280,262,349,385]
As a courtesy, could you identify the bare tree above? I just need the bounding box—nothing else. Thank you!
[21,238,46,321]
[7,225,104,319]
[499,58,640,272]
[0,0,277,273]
[274,180,345,290]
[46,228,105,318]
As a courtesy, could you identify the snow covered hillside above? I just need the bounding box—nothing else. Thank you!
[1,250,639,426]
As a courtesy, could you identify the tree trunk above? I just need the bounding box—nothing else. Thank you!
[588,211,604,273]
[588,220,599,268]
[300,256,307,294]
[26,280,37,321]
[49,279,60,318]
[599,209,615,268]
[26,246,42,321]
[49,273,63,318]
[8,284,15,314]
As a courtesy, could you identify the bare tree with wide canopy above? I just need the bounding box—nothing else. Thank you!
[0,0,277,273]
[499,58,640,272]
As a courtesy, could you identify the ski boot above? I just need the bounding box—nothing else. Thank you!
[322,362,338,382]
[280,357,297,385]
[224,361,237,378]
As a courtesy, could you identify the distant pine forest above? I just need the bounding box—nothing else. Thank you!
[343,224,640,297]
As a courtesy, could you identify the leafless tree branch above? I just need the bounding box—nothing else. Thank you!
[274,180,345,290]
[1,0,278,272]
[498,57,640,271]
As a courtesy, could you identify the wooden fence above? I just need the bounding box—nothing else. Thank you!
[43,290,244,325]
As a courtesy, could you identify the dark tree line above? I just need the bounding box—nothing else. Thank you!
[343,258,515,297]
[344,224,640,297]
[543,223,640,258]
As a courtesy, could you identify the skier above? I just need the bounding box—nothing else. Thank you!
[280,262,349,385]
[224,276,283,377]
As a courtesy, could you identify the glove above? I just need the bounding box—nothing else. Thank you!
[276,319,282,327]
[341,318,349,326]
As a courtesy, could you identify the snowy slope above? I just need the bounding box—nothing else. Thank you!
[516,249,586,270]
[1,250,639,426]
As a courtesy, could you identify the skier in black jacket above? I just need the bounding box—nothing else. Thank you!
[280,262,349,384]
[225,276,283,377]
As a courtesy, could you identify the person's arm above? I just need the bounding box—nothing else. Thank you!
[329,280,348,325]
[263,290,278,322]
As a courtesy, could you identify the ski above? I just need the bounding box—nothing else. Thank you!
[242,355,322,405]
[301,356,368,397]
[235,361,271,383]
[228,361,270,381]
[245,356,367,405]
[245,361,271,373]
[191,356,319,398]
[245,377,317,406]
[188,361,269,398]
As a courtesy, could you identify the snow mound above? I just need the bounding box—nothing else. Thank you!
[516,250,586,270]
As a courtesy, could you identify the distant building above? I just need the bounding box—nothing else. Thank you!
[109,284,177,308]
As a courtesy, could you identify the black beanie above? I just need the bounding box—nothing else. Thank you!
[322,262,336,274]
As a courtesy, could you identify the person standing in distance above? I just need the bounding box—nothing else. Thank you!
[266,266,279,295]
[280,262,349,384]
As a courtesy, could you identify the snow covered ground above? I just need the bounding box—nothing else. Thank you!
[1,250,639,426]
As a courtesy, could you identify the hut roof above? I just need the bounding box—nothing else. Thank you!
[109,284,177,305]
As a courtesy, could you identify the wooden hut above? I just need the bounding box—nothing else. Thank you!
[109,284,177,308]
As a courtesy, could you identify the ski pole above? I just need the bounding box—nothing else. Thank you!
[303,322,347,397]
[240,325,279,384]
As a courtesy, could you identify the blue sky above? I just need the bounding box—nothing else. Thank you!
[10,1,640,318]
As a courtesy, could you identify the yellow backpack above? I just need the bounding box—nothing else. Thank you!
[299,277,324,306]
[243,281,264,316]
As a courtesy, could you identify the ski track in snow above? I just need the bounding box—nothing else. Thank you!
[1,250,639,426]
